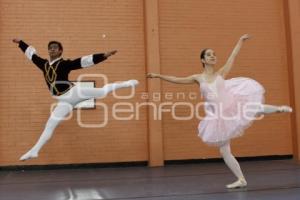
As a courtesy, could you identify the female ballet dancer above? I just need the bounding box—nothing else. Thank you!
[13,38,138,161]
[147,34,292,189]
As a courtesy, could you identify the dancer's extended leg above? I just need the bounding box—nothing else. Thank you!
[20,80,139,161]
[79,80,139,99]
[20,102,73,161]
[259,104,292,114]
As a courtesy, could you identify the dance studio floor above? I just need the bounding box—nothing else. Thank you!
[1,159,300,200]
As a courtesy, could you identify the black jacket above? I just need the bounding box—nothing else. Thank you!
[19,40,107,96]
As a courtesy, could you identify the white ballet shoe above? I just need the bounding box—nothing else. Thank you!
[226,178,247,189]
[19,151,38,161]
[278,106,293,113]
[125,80,139,87]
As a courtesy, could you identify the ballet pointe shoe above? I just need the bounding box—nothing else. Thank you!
[226,178,247,189]
[278,106,293,113]
[20,150,38,161]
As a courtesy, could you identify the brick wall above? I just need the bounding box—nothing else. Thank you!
[158,0,292,160]
[0,0,294,166]
[0,0,148,165]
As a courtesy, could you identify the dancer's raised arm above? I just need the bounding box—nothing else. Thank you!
[66,50,117,70]
[218,34,250,78]
[13,38,47,71]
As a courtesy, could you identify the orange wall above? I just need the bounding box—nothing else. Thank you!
[0,0,297,166]
[285,0,300,160]
[0,0,148,166]
[158,0,293,160]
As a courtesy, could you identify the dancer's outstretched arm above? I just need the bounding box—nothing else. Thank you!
[66,50,117,70]
[12,38,47,70]
[147,73,198,84]
[218,34,250,78]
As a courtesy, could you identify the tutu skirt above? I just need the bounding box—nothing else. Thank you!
[198,77,265,145]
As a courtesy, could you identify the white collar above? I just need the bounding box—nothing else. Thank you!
[49,57,62,65]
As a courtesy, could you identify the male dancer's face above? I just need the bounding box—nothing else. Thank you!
[48,43,62,60]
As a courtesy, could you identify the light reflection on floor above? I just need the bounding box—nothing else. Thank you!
[66,188,103,200]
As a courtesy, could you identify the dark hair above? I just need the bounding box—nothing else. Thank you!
[200,48,209,68]
[48,41,63,51]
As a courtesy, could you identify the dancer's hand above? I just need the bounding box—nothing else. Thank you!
[12,38,21,44]
[147,73,159,78]
[240,34,250,41]
[104,50,117,58]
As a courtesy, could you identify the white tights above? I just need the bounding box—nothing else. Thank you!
[219,141,244,180]
[259,104,292,114]
[220,103,292,182]
[20,80,138,161]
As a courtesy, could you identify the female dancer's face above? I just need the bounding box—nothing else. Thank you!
[202,49,217,66]
[48,43,62,59]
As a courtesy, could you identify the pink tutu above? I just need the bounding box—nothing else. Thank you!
[198,75,265,145]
